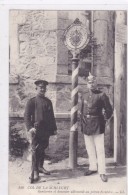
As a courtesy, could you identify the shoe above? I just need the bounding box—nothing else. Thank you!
[29,171,39,183]
[84,170,97,176]
[100,174,108,182]
[29,176,34,184]
[38,167,50,175]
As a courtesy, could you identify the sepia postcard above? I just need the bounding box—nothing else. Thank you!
[0,1,127,195]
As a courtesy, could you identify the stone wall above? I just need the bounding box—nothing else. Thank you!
[9,117,113,161]
[9,10,71,115]
[10,10,58,80]
[10,10,59,116]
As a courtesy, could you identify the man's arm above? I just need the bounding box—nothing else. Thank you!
[79,94,84,133]
[24,99,33,131]
[48,100,57,135]
[101,93,113,120]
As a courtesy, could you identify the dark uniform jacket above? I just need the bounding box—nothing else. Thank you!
[80,89,113,136]
[24,95,57,139]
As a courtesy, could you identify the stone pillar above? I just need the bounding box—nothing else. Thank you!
[9,10,27,75]
[57,11,69,75]
[93,11,115,157]
[114,11,127,164]
[93,11,114,80]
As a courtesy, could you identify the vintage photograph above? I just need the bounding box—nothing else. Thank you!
[9,10,127,195]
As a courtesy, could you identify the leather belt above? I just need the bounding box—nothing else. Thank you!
[86,115,99,118]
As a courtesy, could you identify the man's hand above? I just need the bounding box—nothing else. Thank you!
[54,130,57,135]
[102,109,107,121]
[29,127,37,134]
[53,130,58,141]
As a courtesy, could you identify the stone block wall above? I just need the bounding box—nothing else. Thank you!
[9,117,113,161]
[9,10,59,116]
[9,10,70,115]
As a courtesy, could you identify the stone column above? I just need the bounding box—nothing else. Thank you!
[93,11,115,157]
[114,11,127,164]
[9,10,27,75]
[93,11,114,81]
[57,11,69,75]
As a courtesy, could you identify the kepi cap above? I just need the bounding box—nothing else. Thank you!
[34,79,49,86]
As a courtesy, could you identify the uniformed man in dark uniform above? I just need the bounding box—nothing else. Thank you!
[24,80,57,182]
[80,73,113,182]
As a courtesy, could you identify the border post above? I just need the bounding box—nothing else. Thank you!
[63,18,90,169]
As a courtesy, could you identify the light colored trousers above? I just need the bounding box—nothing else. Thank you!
[84,133,106,174]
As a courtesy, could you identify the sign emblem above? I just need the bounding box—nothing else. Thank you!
[64,18,90,52]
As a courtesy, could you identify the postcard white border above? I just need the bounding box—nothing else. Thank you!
[0,2,127,195]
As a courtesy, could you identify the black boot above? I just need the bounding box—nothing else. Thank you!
[38,152,50,175]
[38,167,50,175]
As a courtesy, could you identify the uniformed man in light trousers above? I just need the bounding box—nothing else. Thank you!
[80,73,113,182]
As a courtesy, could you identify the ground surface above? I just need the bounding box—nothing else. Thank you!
[9,157,127,195]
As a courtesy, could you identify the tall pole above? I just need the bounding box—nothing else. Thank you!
[63,18,90,169]
[69,52,79,169]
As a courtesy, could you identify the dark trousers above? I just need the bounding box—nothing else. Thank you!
[30,133,49,172]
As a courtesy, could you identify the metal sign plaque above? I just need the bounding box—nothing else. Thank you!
[64,18,90,52]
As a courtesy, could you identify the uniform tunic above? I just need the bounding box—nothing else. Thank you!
[80,89,113,136]
[24,95,57,141]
